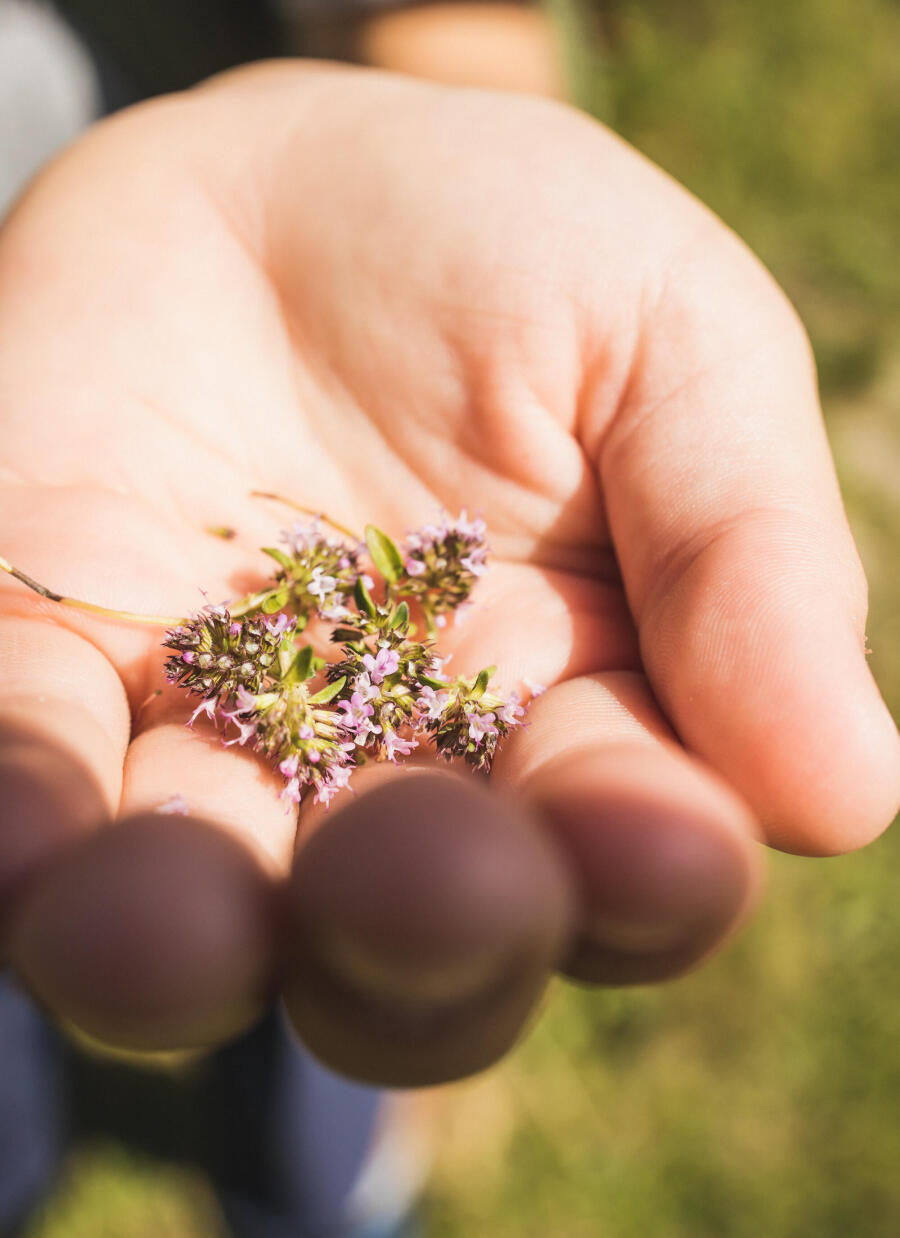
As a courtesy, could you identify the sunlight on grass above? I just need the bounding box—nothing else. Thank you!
[22,1144,225,1238]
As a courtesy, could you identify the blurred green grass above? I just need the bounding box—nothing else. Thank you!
[25,2,900,1235]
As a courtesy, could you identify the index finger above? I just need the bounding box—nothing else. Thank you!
[582,219,900,855]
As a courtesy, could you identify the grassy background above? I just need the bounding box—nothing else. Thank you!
[24,2,900,1235]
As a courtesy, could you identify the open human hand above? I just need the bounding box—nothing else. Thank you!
[0,64,897,1086]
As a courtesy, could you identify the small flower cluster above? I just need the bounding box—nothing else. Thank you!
[395,510,488,629]
[163,511,526,807]
[163,608,294,701]
[258,518,370,627]
[417,676,524,773]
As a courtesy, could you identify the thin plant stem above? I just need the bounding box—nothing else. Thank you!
[0,556,182,628]
[250,491,361,542]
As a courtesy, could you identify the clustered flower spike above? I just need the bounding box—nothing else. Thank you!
[395,510,488,629]
[162,510,529,808]
[263,518,369,626]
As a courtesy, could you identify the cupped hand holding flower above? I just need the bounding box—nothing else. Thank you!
[0,64,897,1085]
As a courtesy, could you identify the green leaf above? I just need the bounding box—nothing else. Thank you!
[261,546,293,570]
[261,588,288,614]
[390,601,410,631]
[354,576,377,618]
[294,644,317,682]
[472,665,495,700]
[331,627,363,644]
[308,676,346,705]
[365,525,404,584]
[277,642,298,679]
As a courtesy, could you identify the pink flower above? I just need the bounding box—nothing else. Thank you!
[382,727,418,762]
[281,778,303,806]
[460,553,488,577]
[222,712,259,747]
[467,711,498,744]
[319,601,351,621]
[315,762,354,806]
[416,685,449,720]
[353,672,379,703]
[337,693,381,743]
[181,651,196,664]
[497,693,524,727]
[308,567,338,599]
[405,556,426,577]
[328,762,354,792]
[188,697,220,728]
[232,685,258,714]
[157,792,188,816]
[419,521,444,546]
[266,613,291,638]
[453,509,488,542]
[362,647,400,684]
[281,519,324,556]
[523,678,546,698]
[279,754,300,779]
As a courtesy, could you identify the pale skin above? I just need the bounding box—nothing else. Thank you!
[0,63,897,1086]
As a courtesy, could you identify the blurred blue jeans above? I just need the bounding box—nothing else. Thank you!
[0,975,419,1238]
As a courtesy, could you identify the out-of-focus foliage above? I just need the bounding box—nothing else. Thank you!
[23,1144,225,1238]
[553,0,900,397]
[26,3,900,1236]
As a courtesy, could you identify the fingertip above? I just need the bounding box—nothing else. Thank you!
[8,814,279,1051]
[525,744,764,986]
[283,769,575,1086]
[0,726,108,948]
[642,519,900,858]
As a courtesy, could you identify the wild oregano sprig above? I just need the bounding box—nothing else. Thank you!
[1,508,530,809]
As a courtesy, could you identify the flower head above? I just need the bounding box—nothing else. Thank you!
[164,608,292,701]
[397,509,490,625]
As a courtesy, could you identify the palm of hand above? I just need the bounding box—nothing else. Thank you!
[0,67,895,1085]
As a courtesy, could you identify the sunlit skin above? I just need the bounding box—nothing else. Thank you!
[0,64,897,1085]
